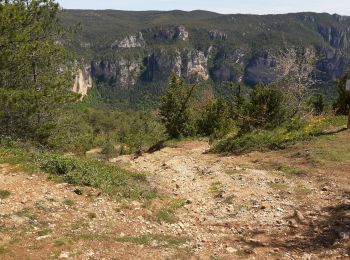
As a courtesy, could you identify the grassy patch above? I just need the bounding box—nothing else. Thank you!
[209,181,223,197]
[294,184,311,194]
[37,229,51,236]
[151,198,187,224]
[70,220,89,231]
[213,116,347,154]
[0,245,10,255]
[272,163,306,176]
[63,199,75,207]
[156,208,177,224]
[15,208,37,221]
[88,212,97,219]
[0,145,157,201]
[0,190,11,199]
[168,198,187,211]
[311,133,350,163]
[53,239,66,247]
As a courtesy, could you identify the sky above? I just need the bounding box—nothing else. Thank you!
[57,0,350,15]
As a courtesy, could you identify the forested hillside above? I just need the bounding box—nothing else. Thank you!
[60,10,350,106]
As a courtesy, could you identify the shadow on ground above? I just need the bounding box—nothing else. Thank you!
[242,193,350,254]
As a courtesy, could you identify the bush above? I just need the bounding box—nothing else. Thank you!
[333,73,350,115]
[159,74,197,138]
[101,142,117,158]
[26,151,156,200]
[44,104,166,155]
[213,116,342,154]
[241,85,286,131]
[40,155,78,176]
[309,94,325,115]
[46,111,94,153]
[198,98,233,139]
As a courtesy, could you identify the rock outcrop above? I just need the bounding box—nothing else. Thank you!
[72,66,93,97]
[152,26,189,41]
[210,48,246,82]
[91,48,210,87]
[317,49,349,81]
[243,55,276,86]
[142,50,182,82]
[318,26,350,49]
[92,58,142,89]
[185,49,210,81]
[111,32,145,48]
[209,30,227,41]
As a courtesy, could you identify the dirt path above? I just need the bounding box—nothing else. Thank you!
[0,164,188,260]
[1,139,349,259]
[115,140,350,259]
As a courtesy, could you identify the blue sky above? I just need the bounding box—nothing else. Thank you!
[57,0,350,15]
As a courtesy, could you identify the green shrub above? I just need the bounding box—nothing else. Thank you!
[333,73,350,115]
[46,112,94,153]
[198,98,233,139]
[309,94,325,115]
[101,142,117,158]
[213,116,342,154]
[74,188,83,195]
[0,190,11,199]
[0,144,157,201]
[159,74,197,138]
[35,153,156,200]
[88,212,97,219]
[241,85,286,131]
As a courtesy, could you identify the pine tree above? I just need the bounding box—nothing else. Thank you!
[159,73,197,138]
[0,0,79,141]
[334,73,350,115]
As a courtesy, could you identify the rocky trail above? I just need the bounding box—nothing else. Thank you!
[1,140,349,259]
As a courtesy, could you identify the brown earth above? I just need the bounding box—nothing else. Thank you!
[1,131,349,259]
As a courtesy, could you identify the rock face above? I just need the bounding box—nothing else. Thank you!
[185,49,210,82]
[142,50,182,82]
[317,49,349,81]
[111,32,145,48]
[210,48,245,83]
[318,26,350,49]
[243,55,276,86]
[152,26,189,41]
[65,12,350,95]
[92,58,142,89]
[209,30,227,41]
[72,66,93,97]
[91,48,210,87]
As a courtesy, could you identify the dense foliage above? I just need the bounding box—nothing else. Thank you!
[333,73,350,115]
[47,103,166,155]
[0,0,79,143]
[159,74,197,138]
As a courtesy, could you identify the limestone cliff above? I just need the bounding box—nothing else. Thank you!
[185,49,210,81]
[90,47,210,88]
[111,32,145,48]
[62,11,350,100]
[151,26,189,41]
[92,58,142,89]
[72,66,93,97]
